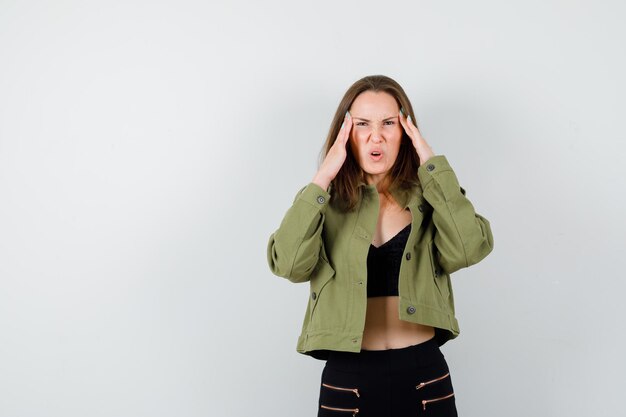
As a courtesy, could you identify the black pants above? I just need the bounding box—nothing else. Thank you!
[317,336,458,417]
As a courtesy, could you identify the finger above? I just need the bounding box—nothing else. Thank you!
[341,111,352,145]
[338,111,349,132]
[398,108,414,139]
[335,118,347,148]
[405,112,419,131]
[406,113,416,130]
[403,111,423,139]
[345,117,353,143]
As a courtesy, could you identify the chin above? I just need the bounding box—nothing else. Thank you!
[363,167,388,176]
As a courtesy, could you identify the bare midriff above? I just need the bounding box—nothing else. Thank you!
[361,296,435,350]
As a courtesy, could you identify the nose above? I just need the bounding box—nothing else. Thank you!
[370,126,383,143]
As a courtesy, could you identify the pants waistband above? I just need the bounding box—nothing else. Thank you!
[326,336,443,374]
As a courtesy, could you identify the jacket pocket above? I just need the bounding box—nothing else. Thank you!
[319,367,360,415]
[319,405,360,415]
[415,371,450,390]
[421,392,455,411]
[415,372,455,411]
[309,258,335,321]
[428,240,449,301]
[322,382,361,398]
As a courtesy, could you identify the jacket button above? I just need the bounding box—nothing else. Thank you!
[316,195,326,204]
[418,204,424,212]
[426,163,435,171]
[407,306,416,314]
[405,252,411,260]
[311,292,317,300]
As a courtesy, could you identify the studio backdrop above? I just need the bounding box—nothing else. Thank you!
[1,1,624,416]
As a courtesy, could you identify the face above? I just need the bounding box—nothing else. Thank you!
[348,90,403,186]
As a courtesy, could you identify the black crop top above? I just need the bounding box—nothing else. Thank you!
[366,223,411,297]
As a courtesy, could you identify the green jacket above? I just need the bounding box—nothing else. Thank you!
[267,155,494,360]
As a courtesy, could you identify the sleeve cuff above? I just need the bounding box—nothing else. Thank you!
[297,182,332,213]
[417,154,453,189]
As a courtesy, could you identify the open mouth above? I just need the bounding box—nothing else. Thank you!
[370,150,383,161]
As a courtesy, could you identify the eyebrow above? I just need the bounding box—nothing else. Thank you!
[352,116,398,122]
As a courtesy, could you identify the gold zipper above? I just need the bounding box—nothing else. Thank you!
[322,383,361,398]
[422,392,455,410]
[415,372,450,390]
[320,404,360,415]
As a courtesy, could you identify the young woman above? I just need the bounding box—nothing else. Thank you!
[267,75,494,416]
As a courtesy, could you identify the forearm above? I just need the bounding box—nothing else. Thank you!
[267,182,331,282]
[418,155,494,274]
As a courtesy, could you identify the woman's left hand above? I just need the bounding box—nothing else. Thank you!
[398,109,435,166]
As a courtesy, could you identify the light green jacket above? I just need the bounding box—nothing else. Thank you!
[267,155,494,360]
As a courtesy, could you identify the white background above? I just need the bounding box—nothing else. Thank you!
[1,1,624,416]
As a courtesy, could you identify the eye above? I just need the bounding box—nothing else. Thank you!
[355,122,367,126]
[384,121,395,125]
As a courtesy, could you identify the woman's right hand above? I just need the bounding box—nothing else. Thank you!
[312,111,352,190]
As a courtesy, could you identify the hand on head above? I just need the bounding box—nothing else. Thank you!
[398,108,435,166]
[312,111,353,190]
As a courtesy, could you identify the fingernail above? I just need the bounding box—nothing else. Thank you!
[399,107,404,116]
[341,121,345,129]
[408,114,412,123]
[345,110,351,119]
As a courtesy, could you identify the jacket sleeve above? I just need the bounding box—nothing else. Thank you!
[267,182,331,283]
[418,155,494,275]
